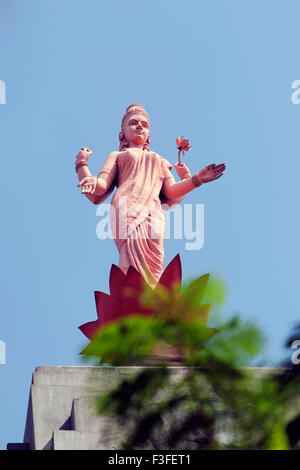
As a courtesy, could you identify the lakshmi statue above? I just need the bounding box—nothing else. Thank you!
[75,104,225,287]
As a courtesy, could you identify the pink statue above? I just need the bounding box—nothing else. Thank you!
[75,104,225,287]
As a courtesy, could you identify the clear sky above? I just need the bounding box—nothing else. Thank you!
[1,0,300,449]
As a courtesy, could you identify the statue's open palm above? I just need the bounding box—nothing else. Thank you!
[198,163,226,183]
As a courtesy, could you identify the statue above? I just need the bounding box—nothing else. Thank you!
[75,103,225,288]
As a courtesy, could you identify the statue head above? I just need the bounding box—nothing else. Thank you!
[119,103,151,151]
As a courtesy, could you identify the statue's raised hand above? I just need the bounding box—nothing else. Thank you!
[174,162,191,180]
[198,163,226,184]
[76,147,93,165]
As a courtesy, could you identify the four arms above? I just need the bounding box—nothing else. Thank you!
[75,147,226,204]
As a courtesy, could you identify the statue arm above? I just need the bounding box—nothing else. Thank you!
[160,160,196,202]
[76,151,118,205]
[162,176,196,200]
[162,161,226,199]
[92,152,119,204]
[76,162,100,204]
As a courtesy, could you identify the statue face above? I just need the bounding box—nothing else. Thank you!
[123,113,150,148]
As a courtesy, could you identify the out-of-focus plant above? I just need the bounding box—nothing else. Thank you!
[80,272,300,450]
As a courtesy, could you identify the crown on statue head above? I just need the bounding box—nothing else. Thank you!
[121,103,150,128]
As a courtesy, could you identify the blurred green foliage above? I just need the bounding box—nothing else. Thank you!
[81,274,300,450]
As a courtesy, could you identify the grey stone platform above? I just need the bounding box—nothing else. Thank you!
[7,366,192,450]
[7,366,280,450]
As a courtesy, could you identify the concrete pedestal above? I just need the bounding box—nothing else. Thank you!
[7,366,280,450]
[7,366,190,450]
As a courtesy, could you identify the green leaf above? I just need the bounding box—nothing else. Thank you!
[81,315,164,365]
[266,421,290,450]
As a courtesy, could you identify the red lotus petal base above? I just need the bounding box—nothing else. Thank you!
[78,254,213,365]
[79,254,182,341]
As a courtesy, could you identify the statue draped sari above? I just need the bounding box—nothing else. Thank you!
[94,148,183,287]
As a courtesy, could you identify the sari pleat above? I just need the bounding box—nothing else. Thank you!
[118,201,165,287]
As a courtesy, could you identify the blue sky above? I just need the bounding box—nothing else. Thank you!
[1,0,300,448]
